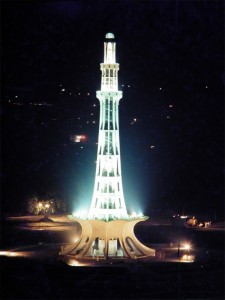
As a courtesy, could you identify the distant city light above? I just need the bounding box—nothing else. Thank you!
[150,145,155,149]
[61,88,65,92]
[180,215,187,219]
[169,104,174,108]
[70,135,87,143]
[131,118,137,125]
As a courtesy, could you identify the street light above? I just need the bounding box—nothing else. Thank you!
[183,243,191,251]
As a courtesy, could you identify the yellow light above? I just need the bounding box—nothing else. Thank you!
[183,243,191,251]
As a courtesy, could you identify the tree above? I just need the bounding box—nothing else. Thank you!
[27,193,67,216]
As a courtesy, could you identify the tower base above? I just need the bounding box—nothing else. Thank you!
[59,217,155,259]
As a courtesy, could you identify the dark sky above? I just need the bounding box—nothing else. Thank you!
[1,1,224,219]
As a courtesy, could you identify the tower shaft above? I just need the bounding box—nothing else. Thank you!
[88,33,128,221]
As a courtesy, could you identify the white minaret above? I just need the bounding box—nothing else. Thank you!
[60,33,155,260]
[88,33,128,221]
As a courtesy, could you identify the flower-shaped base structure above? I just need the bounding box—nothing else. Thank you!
[59,217,155,259]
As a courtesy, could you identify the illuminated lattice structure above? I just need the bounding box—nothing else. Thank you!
[88,33,128,221]
[60,34,155,260]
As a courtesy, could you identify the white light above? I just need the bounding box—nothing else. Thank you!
[180,215,187,219]
[183,243,191,251]
[130,212,137,219]
[150,145,155,149]
[137,213,143,217]
[73,210,87,219]
[159,87,162,90]
[131,118,137,125]
[61,88,65,91]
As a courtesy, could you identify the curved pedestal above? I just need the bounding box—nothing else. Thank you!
[59,217,155,259]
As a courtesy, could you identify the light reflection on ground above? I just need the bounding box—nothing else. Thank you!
[7,215,81,231]
[0,250,36,258]
[6,215,223,266]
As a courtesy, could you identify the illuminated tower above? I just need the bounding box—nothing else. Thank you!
[88,33,128,221]
[59,33,155,260]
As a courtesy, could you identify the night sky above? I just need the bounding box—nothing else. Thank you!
[1,1,224,219]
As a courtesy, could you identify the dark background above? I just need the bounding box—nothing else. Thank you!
[1,1,224,219]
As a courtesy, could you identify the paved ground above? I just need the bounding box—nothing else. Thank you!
[1,215,224,299]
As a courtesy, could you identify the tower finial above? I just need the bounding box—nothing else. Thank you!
[105,32,115,39]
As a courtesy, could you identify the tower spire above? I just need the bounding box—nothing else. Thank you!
[88,33,128,221]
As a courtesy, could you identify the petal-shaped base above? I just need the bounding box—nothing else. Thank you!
[59,217,155,259]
